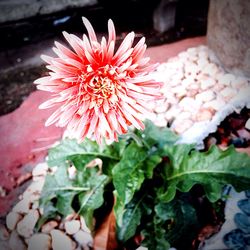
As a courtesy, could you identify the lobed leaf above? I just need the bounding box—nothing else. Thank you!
[160,144,250,202]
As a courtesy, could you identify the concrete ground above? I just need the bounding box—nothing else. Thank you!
[0,36,206,216]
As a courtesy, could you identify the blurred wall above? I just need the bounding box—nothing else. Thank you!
[207,0,250,77]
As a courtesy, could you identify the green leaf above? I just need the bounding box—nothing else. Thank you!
[39,164,89,218]
[144,154,162,179]
[155,199,198,246]
[112,142,148,205]
[115,194,144,242]
[160,144,250,202]
[56,191,76,216]
[35,201,57,231]
[142,215,170,250]
[137,120,179,148]
[78,174,110,229]
[48,138,120,168]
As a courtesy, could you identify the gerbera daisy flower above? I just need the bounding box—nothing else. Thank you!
[34,17,162,144]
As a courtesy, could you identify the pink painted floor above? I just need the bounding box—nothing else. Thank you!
[0,36,206,216]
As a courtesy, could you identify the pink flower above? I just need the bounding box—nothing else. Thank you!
[35,17,162,144]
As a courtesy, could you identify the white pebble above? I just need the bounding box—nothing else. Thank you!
[182,77,194,88]
[41,221,58,234]
[32,163,48,177]
[0,224,9,240]
[201,77,215,90]
[172,119,193,134]
[9,230,26,250]
[17,210,39,238]
[68,165,77,180]
[153,114,168,127]
[65,220,80,235]
[203,98,226,111]
[202,63,219,76]
[165,106,181,121]
[28,233,51,250]
[195,90,215,103]
[197,58,209,69]
[195,108,213,122]
[154,103,169,113]
[80,217,91,234]
[231,76,248,89]
[245,118,250,130]
[73,230,93,248]
[12,198,30,214]
[179,97,202,112]
[23,179,45,199]
[189,83,200,90]
[51,229,73,250]
[6,212,22,231]
[218,73,235,86]
[220,87,237,101]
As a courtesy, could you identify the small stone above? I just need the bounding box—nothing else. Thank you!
[80,217,91,233]
[153,114,168,127]
[17,210,39,238]
[65,220,80,235]
[0,186,6,197]
[171,85,186,94]
[32,200,39,210]
[218,73,235,86]
[187,47,197,55]
[0,224,9,240]
[195,90,215,103]
[195,108,213,122]
[198,50,208,59]
[29,193,41,203]
[220,87,237,101]
[213,82,225,92]
[201,77,215,90]
[51,229,73,250]
[41,221,58,234]
[172,119,193,134]
[186,89,199,97]
[32,163,48,177]
[154,103,169,113]
[28,233,51,250]
[181,77,194,88]
[68,165,77,180]
[0,241,11,250]
[189,83,200,90]
[23,179,45,199]
[179,97,202,112]
[32,175,45,182]
[12,198,31,214]
[231,76,248,89]
[178,51,189,60]
[165,106,181,121]
[74,230,93,248]
[245,118,250,130]
[136,247,148,250]
[6,212,22,231]
[176,112,191,121]
[203,98,226,111]
[9,230,26,250]
[197,58,209,69]
[202,63,219,76]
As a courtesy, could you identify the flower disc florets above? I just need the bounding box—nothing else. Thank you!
[34,17,162,144]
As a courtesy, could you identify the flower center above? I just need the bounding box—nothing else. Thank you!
[87,75,115,99]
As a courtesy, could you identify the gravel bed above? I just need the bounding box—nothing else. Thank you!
[151,45,250,147]
[0,162,93,250]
